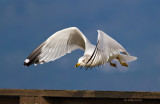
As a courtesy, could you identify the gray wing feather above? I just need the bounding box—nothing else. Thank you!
[97,30,128,63]
[86,30,129,67]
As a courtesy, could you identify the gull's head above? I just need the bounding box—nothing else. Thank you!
[75,55,90,67]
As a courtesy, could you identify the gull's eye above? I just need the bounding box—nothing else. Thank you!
[82,60,85,63]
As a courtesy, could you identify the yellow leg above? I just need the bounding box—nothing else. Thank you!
[117,57,128,67]
[109,61,117,68]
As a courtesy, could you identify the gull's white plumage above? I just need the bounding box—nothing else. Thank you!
[23,27,137,68]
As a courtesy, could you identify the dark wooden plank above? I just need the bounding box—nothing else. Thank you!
[42,97,160,104]
[0,96,19,104]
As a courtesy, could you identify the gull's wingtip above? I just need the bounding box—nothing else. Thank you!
[97,30,102,32]
[23,59,30,67]
[23,62,28,67]
[23,41,46,67]
[97,30,105,35]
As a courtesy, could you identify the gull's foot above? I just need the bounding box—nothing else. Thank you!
[117,57,128,67]
[109,62,117,68]
[121,62,128,67]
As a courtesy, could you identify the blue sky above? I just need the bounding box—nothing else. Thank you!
[0,0,160,91]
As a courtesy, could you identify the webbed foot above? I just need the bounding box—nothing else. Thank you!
[117,57,128,67]
[109,62,117,68]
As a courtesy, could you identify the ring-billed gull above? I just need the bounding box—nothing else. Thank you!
[23,27,137,69]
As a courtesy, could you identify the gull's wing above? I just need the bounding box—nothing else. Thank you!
[97,30,129,60]
[85,30,135,67]
[23,27,89,67]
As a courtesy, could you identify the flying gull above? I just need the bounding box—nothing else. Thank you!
[23,27,137,69]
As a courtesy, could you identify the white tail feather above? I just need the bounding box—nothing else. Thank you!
[118,54,137,62]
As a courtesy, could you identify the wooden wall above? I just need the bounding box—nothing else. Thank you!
[0,89,160,104]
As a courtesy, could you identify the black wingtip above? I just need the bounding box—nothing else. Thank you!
[23,59,31,67]
[23,57,40,67]
[23,42,45,67]
[23,62,29,67]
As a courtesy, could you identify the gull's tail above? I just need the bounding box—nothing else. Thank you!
[118,54,137,62]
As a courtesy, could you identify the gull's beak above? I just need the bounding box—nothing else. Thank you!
[75,63,80,67]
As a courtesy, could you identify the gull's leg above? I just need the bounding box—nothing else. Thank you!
[117,57,128,67]
[109,61,117,68]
